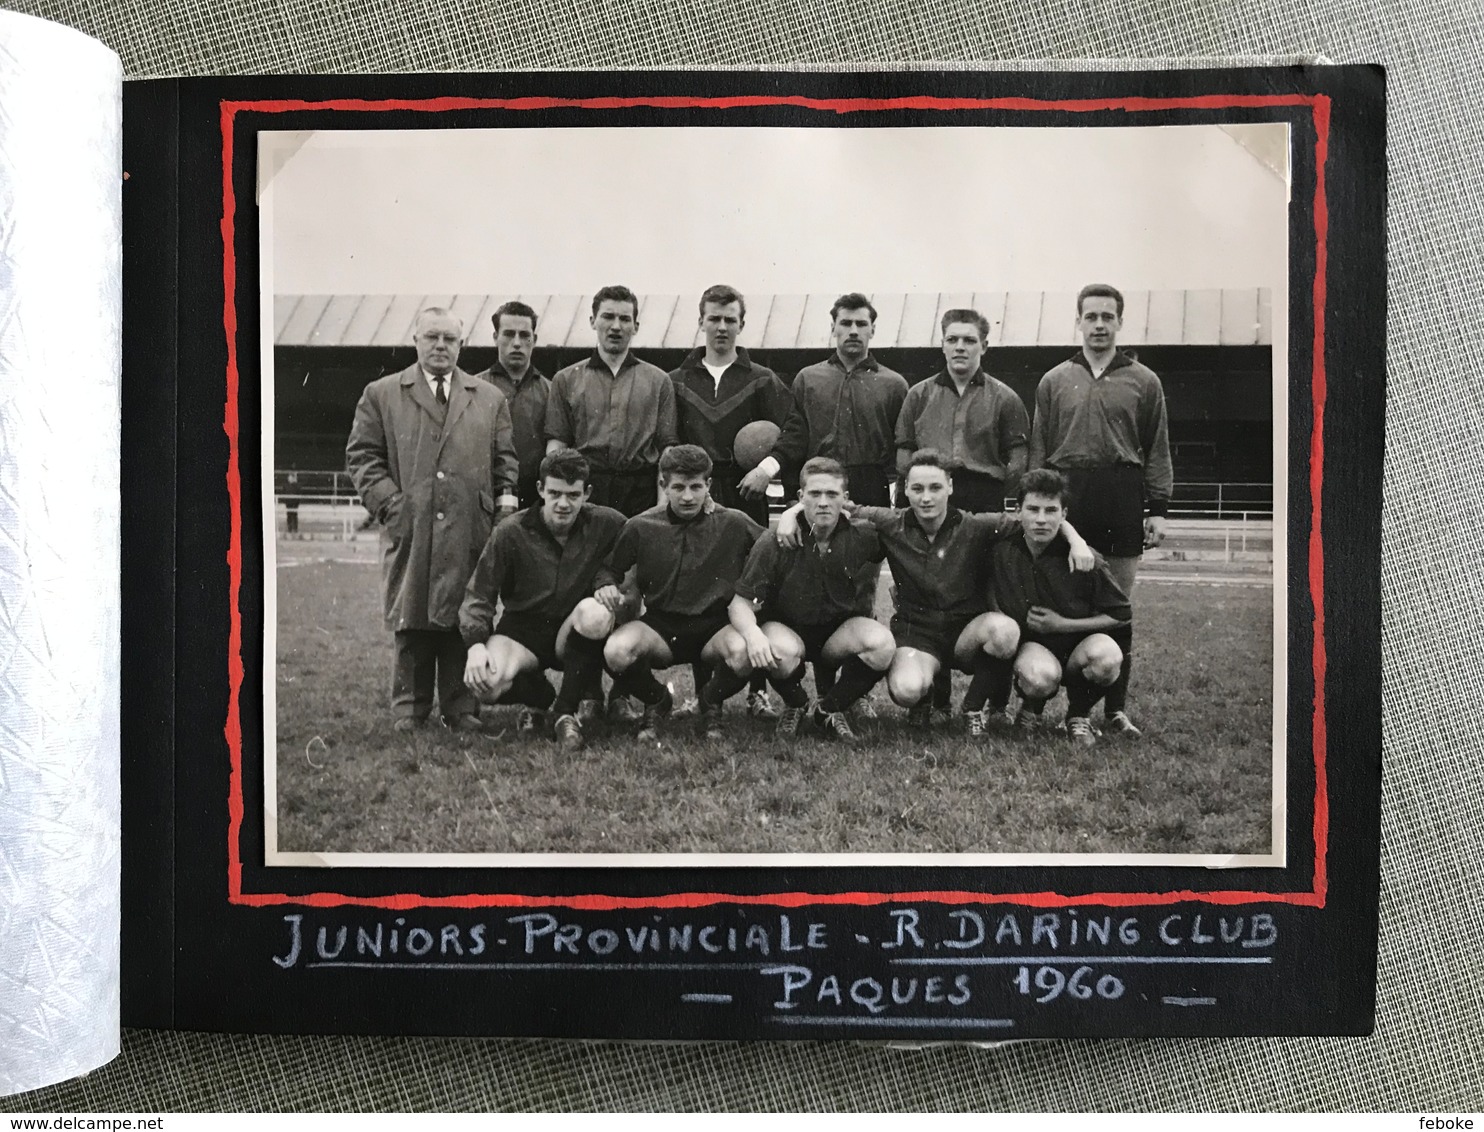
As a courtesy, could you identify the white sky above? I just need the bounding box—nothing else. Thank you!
[262,124,1289,297]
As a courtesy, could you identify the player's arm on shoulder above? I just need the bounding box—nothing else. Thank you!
[1060,520,1095,571]
[968,510,1021,540]
[774,500,805,547]
[845,504,897,531]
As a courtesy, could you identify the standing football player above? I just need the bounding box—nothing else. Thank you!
[1029,284,1172,735]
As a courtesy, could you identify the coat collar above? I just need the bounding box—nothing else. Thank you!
[399,363,476,430]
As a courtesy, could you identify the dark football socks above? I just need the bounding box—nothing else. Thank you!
[691,661,713,699]
[963,653,1013,714]
[700,665,751,709]
[1064,670,1101,719]
[552,632,605,717]
[501,669,556,710]
[1105,647,1133,714]
[614,661,668,706]
[931,665,953,710]
[770,666,810,709]
[812,662,838,699]
[818,656,884,713]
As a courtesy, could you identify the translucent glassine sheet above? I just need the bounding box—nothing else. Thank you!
[0,10,122,1096]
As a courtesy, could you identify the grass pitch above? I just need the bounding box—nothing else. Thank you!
[273,551,1274,857]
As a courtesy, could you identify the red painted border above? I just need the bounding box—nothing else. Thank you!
[222,92,1330,911]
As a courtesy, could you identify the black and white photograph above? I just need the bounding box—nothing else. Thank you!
[259,121,1289,867]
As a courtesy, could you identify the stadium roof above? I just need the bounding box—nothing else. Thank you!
[273,289,1274,351]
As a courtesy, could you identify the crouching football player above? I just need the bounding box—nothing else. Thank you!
[965,468,1133,745]
[458,450,627,751]
[719,457,895,743]
[600,445,765,740]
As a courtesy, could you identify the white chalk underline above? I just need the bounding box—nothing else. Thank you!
[892,955,1273,965]
[770,1015,1015,1029]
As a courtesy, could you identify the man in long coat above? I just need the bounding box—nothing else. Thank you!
[346,307,520,732]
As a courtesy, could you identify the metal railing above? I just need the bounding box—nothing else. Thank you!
[270,472,1276,534]
[1166,481,1273,521]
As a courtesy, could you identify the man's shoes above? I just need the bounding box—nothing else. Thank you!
[553,713,584,752]
[1066,715,1098,747]
[1105,709,1143,737]
[576,698,602,725]
[775,702,808,738]
[515,708,546,734]
[697,700,725,740]
[965,709,989,738]
[1014,707,1043,731]
[445,713,483,733]
[636,689,674,742]
[852,697,879,720]
[907,702,934,729]
[747,689,781,721]
[931,706,954,729]
[608,695,645,722]
[811,705,858,744]
[392,717,422,734]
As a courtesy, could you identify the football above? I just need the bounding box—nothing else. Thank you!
[732,420,781,470]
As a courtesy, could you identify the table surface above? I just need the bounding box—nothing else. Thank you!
[4,0,1479,1111]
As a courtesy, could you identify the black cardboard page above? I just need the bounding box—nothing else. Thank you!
[127,66,1383,1039]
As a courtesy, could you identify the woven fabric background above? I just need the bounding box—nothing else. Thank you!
[2,0,1478,1112]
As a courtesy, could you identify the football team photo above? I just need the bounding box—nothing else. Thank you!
[259,122,1288,865]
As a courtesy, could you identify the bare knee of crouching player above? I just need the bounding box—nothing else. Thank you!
[1075,634,1123,686]
[570,597,615,641]
[603,623,646,673]
[1014,646,1062,700]
[764,623,805,676]
[887,651,934,706]
[979,612,1020,659]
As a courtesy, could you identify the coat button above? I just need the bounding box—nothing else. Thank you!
[436,511,445,520]
[436,471,445,480]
